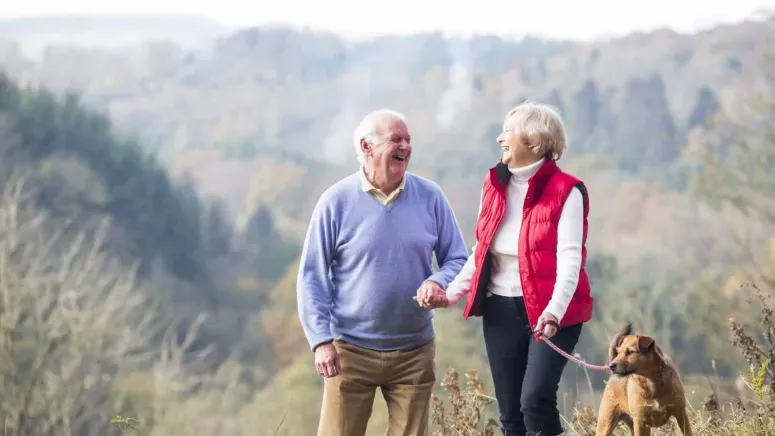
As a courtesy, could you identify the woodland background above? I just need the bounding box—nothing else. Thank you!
[0,12,774,435]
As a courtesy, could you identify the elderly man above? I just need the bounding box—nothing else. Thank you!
[297,108,468,436]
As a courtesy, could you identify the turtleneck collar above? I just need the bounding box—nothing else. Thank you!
[508,159,545,182]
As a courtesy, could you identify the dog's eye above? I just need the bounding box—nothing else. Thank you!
[625,350,633,356]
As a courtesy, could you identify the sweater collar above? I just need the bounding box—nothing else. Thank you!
[494,158,558,192]
[508,159,544,182]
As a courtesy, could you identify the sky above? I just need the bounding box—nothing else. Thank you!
[1,0,775,41]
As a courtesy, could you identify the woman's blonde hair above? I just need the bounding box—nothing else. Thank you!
[504,101,568,161]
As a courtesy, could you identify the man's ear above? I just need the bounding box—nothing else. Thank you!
[638,335,655,353]
[360,138,371,157]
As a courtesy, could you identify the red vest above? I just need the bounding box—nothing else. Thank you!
[462,159,593,339]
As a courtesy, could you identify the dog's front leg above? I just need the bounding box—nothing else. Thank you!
[594,412,619,436]
[674,408,694,436]
[595,395,620,436]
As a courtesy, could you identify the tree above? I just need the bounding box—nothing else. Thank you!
[613,73,677,171]
[685,86,719,132]
[0,176,153,436]
[679,49,775,373]
[0,74,205,283]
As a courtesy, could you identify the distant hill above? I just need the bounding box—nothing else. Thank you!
[0,13,234,58]
[0,14,773,234]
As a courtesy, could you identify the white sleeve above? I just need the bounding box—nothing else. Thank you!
[543,186,584,321]
[445,186,484,305]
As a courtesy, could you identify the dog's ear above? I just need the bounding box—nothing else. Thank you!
[638,335,655,353]
[608,323,633,361]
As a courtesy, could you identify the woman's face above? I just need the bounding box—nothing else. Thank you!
[498,112,542,168]
[497,114,529,166]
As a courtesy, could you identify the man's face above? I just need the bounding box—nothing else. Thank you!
[363,116,411,179]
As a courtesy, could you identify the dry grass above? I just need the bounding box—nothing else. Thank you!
[430,369,500,436]
[563,399,775,436]
[430,283,775,436]
[430,366,775,436]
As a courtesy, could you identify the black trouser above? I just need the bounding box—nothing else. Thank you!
[482,294,583,436]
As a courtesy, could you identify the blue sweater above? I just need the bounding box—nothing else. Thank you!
[296,171,469,352]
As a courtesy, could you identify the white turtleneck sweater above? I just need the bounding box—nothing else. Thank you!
[445,159,585,321]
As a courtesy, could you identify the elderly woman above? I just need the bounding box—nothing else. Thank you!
[417,101,593,436]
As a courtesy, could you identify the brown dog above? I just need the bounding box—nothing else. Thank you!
[595,323,693,436]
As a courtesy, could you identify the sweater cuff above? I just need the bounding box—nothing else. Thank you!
[309,333,334,352]
[425,273,448,290]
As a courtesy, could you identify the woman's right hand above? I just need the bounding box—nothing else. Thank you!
[428,295,450,309]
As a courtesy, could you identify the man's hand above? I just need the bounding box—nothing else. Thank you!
[314,342,341,378]
[534,311,560,339]
[413,280,449,309]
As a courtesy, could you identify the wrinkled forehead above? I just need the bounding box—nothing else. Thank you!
[375,115,409,136]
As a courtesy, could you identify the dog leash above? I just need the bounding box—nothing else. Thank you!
[538,333,610,372]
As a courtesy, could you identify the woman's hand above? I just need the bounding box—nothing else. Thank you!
[534,311,560,339]
[413,281,450,309]
[425,292,450,309]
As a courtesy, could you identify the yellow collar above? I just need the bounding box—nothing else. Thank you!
[359,167,406,196]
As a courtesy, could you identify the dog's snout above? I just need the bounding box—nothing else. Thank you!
[608,362,617,371]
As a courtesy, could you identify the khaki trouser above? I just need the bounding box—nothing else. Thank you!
[317,339,436,436]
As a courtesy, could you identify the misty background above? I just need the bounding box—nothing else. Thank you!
[0,3,775,435]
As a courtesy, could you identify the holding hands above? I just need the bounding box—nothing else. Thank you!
[413,280,449,309]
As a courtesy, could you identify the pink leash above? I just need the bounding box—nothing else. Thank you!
[538,334,610,372]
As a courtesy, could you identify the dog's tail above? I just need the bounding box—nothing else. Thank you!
[608,322,633,362]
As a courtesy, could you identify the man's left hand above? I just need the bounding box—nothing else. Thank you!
[413,280,447,309]
[534,312,560,339]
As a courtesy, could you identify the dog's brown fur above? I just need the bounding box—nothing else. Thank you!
[595,323,693,436]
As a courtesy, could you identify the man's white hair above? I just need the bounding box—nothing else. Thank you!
[352,109,407,164]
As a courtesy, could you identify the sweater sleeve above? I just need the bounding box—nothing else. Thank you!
[296,193,338,352]
[445,187,484,305]
[543,186,584,321]
[425,188,469,289]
